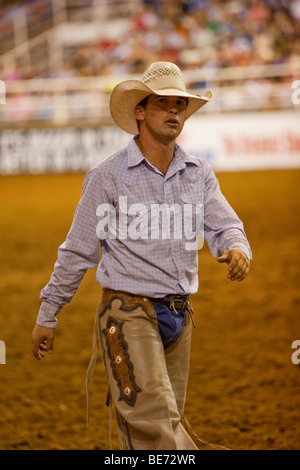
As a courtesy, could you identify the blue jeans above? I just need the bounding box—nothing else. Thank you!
[153,297,186,349]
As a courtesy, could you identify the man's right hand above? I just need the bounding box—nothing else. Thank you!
[32,323,55,360]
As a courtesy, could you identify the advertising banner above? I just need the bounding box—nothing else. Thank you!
[180,111,300,171]
[0,111,299,174]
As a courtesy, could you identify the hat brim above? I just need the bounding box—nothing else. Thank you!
[110,79,212,135]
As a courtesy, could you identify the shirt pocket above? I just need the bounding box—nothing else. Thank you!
[180,193,204,251]
[117,197,157,240]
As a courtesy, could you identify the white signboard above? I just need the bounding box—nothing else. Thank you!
[180,110,300,171]
[0,111,299,174]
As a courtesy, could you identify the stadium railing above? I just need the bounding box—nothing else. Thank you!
[0,62,299,128]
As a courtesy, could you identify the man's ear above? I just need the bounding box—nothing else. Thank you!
[134,105,145,122]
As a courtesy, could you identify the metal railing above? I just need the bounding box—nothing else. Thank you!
[0,0,144,74]
[0,62,299,128]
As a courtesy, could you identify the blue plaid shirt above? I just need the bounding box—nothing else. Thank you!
[37,136,252,328]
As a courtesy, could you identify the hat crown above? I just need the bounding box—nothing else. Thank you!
[140,62,186,92]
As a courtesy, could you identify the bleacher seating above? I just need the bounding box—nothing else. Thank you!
[0,0,299,127]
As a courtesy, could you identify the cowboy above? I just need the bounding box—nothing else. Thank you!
[32,62,251,450]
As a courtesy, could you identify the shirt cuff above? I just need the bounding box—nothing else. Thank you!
[229,243,252,261]
[36,301,60,328]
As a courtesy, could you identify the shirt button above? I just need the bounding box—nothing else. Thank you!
[115,355,122,364]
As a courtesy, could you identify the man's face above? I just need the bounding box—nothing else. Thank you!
[135,95,187,143]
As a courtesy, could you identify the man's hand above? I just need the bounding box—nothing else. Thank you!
[217,249,250,282]
[32,323,55,360]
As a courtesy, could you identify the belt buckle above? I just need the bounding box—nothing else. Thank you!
[169,297,185,314]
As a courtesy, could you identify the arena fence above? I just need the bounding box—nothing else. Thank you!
[0,63,299,128]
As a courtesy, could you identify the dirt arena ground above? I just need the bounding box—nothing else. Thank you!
[0,169,299,450]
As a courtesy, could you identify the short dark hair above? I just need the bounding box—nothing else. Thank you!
[138,95,150,108]
[136,95,150,131]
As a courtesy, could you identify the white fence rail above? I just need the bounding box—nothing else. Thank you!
[1,63,299,128]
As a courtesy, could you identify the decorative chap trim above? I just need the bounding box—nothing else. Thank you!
[115,408,134,450]
[98,288,156,319]
[102,316,141,407]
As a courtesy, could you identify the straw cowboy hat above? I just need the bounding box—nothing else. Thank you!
[110,61,213,135]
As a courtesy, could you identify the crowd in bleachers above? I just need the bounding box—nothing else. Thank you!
[87,0,300,78]
[1,0,299,80]
[0,0,299,125]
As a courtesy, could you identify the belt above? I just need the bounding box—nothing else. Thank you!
[147,296,189,310]
[147,295,196,328]
[101,289,196,328]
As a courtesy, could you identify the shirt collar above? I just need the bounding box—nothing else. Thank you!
[127,136,200,174]
[127,136,146,168]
